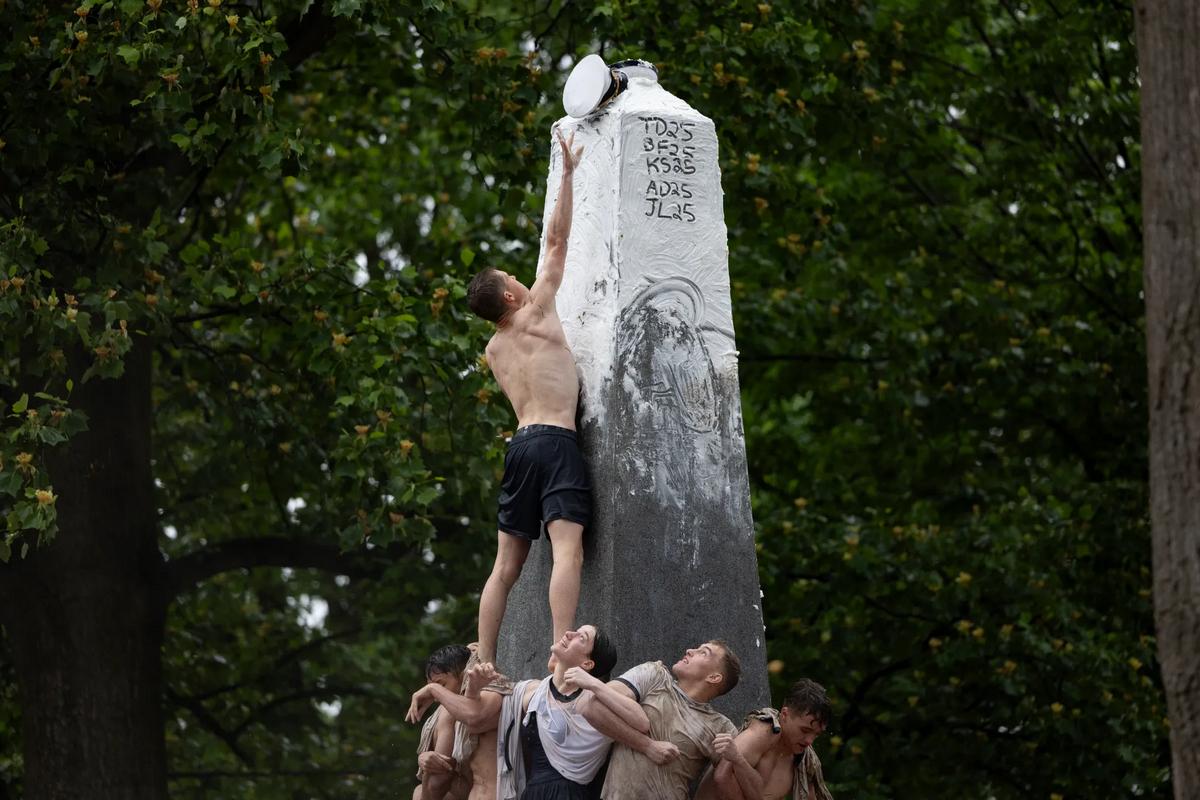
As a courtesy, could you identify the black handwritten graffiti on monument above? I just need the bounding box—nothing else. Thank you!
[615,278,719,434]
[638,116,698,223]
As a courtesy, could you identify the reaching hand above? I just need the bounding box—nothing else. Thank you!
[464,661,499,697]
[405,684,437,724]
[557,129,584,173]
[712,733,742,763]
[644,739,682,765]
[562,666,603,692]
[418,751,457,776]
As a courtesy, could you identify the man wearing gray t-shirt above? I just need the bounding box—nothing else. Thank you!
[575,641,742,800]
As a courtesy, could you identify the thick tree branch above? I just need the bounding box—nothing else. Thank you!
[168,766,408,780]
[166,686,255,767]
[408,16,457,65]
[186,628,364,702]
[534,0,575,49]
[170,305,244,324]
[189,628,360,705]
[165,537,392,599]
[837,656,915,737]
[281,4,340,71]
[232,685,375,738]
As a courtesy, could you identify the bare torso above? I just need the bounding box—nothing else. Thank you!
[467,729,498,800]
[755,744,801,800]
[693,739,801,800]
[487,303,579,430]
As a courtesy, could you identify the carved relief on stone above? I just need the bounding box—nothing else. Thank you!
[615,278,719,435]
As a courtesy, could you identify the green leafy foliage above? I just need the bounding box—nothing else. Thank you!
[0,0,1164,797]
[730,2,1160,797]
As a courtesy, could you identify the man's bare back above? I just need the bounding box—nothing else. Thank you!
[486,301,579,430]
[467,128,590,667]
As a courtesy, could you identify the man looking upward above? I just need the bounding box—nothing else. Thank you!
[466,129,588,665]
[578,640,742,800]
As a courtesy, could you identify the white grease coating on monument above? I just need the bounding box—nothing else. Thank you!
[502,67,767,707]
[539,75,737,511]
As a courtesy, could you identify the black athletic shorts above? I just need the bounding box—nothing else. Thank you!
[498,425,591,540]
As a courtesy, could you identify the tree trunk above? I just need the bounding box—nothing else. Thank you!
[0,340,167,800]
[1134,3,1200,798]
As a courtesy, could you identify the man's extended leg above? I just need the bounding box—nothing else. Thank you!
[477,531,531,664]
[546,519,584,647]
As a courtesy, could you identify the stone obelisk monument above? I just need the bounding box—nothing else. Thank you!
[498,61,769,715]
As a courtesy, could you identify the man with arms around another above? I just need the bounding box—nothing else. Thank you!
[574,640,742,800]
[465,128,588,666]
[697,678,833,800]
[408,646,513,800]
[409,625,675,800]
[413,644,473,800]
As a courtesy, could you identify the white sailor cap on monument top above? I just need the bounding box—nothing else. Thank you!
[562,55,659,119]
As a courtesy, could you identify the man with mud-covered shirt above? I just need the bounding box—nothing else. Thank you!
[576,640,742,800]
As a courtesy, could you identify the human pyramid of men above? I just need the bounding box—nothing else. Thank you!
[405,130,834,800]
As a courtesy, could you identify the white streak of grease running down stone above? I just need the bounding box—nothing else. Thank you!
[539,77,732,427]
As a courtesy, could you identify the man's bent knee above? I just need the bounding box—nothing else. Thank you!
[553,545,583,570]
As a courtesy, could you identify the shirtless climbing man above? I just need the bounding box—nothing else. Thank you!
[466,128,589,666]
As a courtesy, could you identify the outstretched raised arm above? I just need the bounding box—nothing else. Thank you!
[529,129,584,310]
[406,663,503,734]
